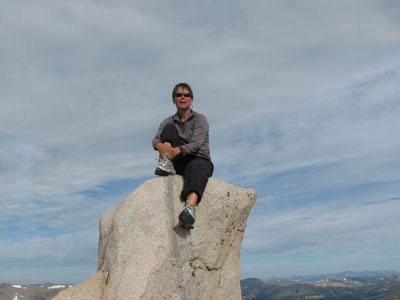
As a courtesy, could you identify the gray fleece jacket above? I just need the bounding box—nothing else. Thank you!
[152,110,211,161]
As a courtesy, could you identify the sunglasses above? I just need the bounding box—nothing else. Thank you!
[175,93,192,98]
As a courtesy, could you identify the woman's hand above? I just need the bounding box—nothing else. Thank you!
[171,146,181,158]
[156,143,180,159]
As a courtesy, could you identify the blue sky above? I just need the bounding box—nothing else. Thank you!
[1,0,400,284]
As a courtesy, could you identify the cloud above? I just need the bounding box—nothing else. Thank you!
[0,231,97,266]
[242,192,400,264]
[367,197,400,205]
[1,0,400,282]
[0,231,98,283]
[215,64,400,195]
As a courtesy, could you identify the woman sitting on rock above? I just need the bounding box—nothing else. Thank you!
[152,83,213,229]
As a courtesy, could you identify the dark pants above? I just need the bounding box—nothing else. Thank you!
[160,123,213,203]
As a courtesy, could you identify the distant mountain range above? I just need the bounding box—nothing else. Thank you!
[241,271,400,300]
[0,283,69,300]
[263,270,400,282]
[1,271,399,300]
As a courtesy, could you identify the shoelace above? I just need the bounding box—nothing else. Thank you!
[156,156,168,164]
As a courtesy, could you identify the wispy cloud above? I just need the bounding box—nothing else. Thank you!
[244,194,400,254]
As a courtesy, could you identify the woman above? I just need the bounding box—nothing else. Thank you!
[152,83,213,229]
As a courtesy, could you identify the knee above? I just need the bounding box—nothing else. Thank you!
[161,123,175,136]
[160,123,178,143]
[163,123,175,131]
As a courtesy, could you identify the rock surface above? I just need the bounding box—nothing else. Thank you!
[53,176,256,300]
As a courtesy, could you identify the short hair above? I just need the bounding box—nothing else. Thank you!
[172,83,193,99]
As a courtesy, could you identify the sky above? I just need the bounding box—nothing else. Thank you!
[1,0,400,284]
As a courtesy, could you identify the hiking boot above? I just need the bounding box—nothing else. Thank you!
[155,153,176,176]
[181,222,194,230]
[179,202,195,228]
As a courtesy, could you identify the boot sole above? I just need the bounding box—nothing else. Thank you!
[181,223,194,230]
[155,167,173,176]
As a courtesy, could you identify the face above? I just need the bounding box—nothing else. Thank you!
[173,86,193,110]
